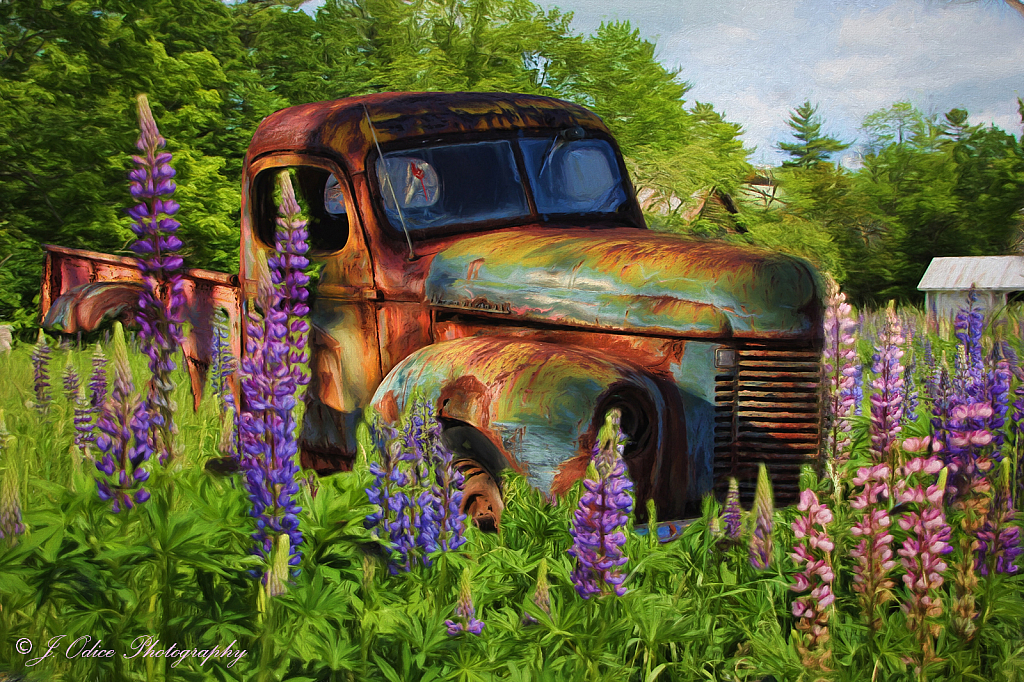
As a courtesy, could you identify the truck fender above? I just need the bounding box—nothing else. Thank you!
[41,282,229,411]
[42,282,141,334]
[370,336,682,509]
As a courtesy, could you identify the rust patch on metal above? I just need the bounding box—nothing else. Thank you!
[438,375,491,429]
[551,450,592,498]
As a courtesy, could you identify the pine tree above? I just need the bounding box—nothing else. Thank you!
[778,101,850,167]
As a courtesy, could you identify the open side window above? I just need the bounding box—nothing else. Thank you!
[253,165,350,253]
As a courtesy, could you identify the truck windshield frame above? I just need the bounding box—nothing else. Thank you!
[369,131,636,240]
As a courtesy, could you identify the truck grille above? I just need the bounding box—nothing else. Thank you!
[714,344,822,506]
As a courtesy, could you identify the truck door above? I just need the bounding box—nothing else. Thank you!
[242,155,380,473]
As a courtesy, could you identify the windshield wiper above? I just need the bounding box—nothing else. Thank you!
[538,125,585,178]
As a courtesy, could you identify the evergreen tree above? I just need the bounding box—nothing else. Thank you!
[778,101,850,167]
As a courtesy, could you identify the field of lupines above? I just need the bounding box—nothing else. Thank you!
[1,99,1024,682]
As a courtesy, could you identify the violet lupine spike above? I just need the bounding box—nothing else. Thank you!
[985,359,1011,451]
[748,463,774,570]
[867,307,905,466]
[210,312,234,407]
[269,174,311,392]
[30,330,52,413]
[365,421,414,574]
[569,409,634,599]
[89,343,108,411]
[977,462,1021,576]
[848,462,896,636]
[73,383,95,456]
[954,288,985,395]
[721,477,743,543]
[902,352,919,425]
[237,172,309,578]
[419,403,467,557]
[822,285,858,472]
[789,490,835,671]
[128,94,186,466]
[93,323,151,513]
[446,567,485,636]
[852,363,864,417]
[896,459,950,675]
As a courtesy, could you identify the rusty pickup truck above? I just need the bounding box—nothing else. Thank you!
[40,92,824,530]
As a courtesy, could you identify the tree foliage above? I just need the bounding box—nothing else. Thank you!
[0,0,752,326]
[778,100,850,168]
[745,100,1024,305]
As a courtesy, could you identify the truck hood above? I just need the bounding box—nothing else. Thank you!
[425,227,821,338]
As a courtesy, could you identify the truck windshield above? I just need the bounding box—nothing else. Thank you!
[374,136,627,234]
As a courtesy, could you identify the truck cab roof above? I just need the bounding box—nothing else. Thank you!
[246,91,614,173]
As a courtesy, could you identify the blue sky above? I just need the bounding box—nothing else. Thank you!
[538,0,1023,165]
[304,0,1023,166]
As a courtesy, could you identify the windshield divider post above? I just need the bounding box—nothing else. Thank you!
[363,105,417,261]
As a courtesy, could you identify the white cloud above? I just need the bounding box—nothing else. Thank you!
[543,0,1023,163]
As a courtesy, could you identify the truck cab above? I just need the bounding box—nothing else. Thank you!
[42,92,824,530]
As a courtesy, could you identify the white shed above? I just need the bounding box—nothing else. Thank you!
[917,256,1024,318]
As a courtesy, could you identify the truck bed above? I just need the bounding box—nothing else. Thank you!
[39,244,241,409]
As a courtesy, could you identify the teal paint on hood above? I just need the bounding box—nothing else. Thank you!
[425,227,822,338]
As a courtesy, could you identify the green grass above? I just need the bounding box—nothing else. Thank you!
[0,324,1022,682]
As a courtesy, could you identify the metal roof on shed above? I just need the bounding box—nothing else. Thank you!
[917,256,1024,291]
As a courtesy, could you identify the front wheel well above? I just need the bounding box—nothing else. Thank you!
[440,418,506,532]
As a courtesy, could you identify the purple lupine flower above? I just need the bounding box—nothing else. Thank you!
[30,331,52,413]
[93,323,151,513]
[73,384,95,455]
[790,490,835,670]
[522,558,552,626]
[977,462,1022,576]
[237,172,309,576]
[867,308,905,466]
[985,359,1011,450]
[749,463,774,570]
[89,343,108,411]
[849,463,896,635]
[365,418,417,573]
[569,409,634,599]
[954,289,985,396]
[446,567,484,636]
[210,312,234,408]
[421,404,467,555]
[852,363,864,417]
[822,286,858,471]
[721,476,743,542]
[895,459,950,673]
[902,351,919,425]
[128,94,186,466]
[268,177,311,392]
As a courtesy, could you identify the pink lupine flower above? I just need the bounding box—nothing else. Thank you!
[868,308,905,465]
[822,285,859,472]
[896,460,951,674]
[789,490,835,671]
[848,464,896,635]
